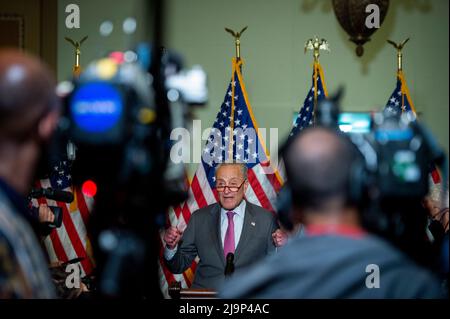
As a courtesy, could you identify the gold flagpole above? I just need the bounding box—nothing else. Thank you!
[224,27,247,162]
[387,38,410,110]
[304,36,329,125]
[64,36,88,77]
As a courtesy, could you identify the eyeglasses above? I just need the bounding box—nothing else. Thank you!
[216,180,245,192]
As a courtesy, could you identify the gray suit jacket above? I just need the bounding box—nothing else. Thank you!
[165,201,278,289]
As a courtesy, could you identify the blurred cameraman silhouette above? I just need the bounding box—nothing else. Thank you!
[220,94,446,299]
[0,49,58,298]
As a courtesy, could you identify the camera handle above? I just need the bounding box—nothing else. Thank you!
[47,206,63,228]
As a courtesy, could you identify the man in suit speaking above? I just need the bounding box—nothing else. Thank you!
[163,162,286,289]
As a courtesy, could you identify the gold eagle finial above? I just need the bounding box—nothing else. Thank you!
[64,36,88,53]
[387,38,410,51]
[225,27,248,59]
[64,36,88,76]
[304,36,329,62]
[387,38,410,71]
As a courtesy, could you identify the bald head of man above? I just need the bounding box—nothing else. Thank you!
[0,49,60,194]
[284,127,361,220]
[0,49,59,139]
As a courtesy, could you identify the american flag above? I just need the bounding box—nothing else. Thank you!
[31,159,95,277]
[289,62,328,138]
[158,58,283,297]
[384,70,416,117]
[276,62,329,177]
[384,70,441,184]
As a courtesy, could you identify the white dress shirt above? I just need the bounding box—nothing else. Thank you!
[164,200,247,260]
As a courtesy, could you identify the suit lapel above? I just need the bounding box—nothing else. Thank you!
[234,202,256,264]
[209,204,225,266]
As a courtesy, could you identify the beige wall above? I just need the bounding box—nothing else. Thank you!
[57,0,449,177]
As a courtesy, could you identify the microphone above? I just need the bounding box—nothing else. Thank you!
[224,253,234,276]
[30,187,74,203]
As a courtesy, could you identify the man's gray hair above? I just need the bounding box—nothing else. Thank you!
[215,162,248,180]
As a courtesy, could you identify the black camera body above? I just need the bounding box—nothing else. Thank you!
[59,58,156,186]
[348,112,432,204]
[313,91,444,207]
[320,95,446,266]
[53,44,207,298]
[57,57,165,298]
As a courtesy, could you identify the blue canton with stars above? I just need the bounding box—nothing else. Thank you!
[289,71,326,138]
[48,160,72,190]
[384,76,415,118]
[202,69,267,188]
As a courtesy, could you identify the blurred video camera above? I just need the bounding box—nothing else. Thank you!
[314,91,447,204]
[316,92,448,265]
[56,46,207,201]
[278,91,447,267]
[52,45,207,298]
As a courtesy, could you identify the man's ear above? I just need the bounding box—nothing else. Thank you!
[38,110,60,141]
[243,179,249,193]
